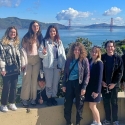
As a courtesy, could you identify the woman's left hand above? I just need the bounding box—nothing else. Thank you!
[92,92,98,99]
[81,89,86,96]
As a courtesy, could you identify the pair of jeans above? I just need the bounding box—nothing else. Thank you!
[102,87,119,122]
[1,74,18,105]
[64,79,84,124]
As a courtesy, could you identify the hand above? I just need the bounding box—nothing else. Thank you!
[62,87,66,92]
[21,66,26,72]
[108,83,116,90]
[102,81,107,87]
[81,89,86,96]
[1,71,6,76]
[42,47,47,55]
[92,92,98,99]
[39,99,43,104]
[121,82,125,91]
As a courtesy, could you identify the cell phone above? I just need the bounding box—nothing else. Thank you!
[91,94,94,99]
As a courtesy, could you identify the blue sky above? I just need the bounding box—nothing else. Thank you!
[0,0,125,26]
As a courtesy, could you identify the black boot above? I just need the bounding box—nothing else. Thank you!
[46,98,52,106]
[51,97,57,106]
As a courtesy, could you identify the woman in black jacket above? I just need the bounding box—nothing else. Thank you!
[85,46,103,125]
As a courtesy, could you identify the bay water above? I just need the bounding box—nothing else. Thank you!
[0,28,125,85]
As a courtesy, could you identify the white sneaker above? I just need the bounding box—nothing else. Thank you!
[31,100,36,105]
[1,105,9,112]
[91,121,97,125]
[9,104,17,111]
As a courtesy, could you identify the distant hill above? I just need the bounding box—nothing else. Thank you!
[0,17,68,29]
[83,23,125,28]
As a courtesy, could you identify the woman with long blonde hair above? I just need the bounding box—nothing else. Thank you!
[62,42,90,125]
[85,46,103,125]
[0,26,21,112]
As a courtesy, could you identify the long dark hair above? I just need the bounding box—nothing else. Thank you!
[22,20,43,51]
[44,25,60,43]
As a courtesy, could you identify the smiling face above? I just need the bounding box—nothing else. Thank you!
[8,28,17,39]
[74,46,80,58]
[49,28,56,40]
[32,22,39,33]
[91,47,99,60]
[38,81,46,89]
[106,42,115,56]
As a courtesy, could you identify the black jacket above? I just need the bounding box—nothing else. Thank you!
[122,54,125,82]
[101,53,123,87]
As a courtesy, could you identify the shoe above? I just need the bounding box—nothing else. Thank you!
[95,123,102,125]
[91,121,97,125]
[46,98,52,106]
[51,97,57,105]
[102,120,111,125]
[113,121,119,125]
[22,100,29,107]
[31,100,36,106]
[66,123,73,125]
[1,105,9,112]
[9,104,17,111]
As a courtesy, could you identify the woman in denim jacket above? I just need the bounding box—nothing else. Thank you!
[38,25,66,106]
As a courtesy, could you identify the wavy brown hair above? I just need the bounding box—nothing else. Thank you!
[67,42,87,61]
[1,26,20,46]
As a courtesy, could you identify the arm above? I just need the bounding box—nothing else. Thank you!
[62,59,68,87]
[112,56,123,84]
[16,45,21,71]
[38,42,48,58]
[122,55,125,82]
[0,43,6,72]
[82,58,90,90]
[94,61,103,93]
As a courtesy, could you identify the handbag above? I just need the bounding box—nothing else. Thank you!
[2,44,19,76]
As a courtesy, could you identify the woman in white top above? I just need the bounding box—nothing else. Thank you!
[20,20,43,107]
[39,25,66,106]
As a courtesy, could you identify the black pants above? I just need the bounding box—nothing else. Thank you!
[102,87,119,122]
[64,79,84,124]
[1,74,18,105]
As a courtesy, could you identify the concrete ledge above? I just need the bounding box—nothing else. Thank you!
[0,92,125,125]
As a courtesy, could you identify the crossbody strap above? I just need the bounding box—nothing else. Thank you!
[68,59,79,78]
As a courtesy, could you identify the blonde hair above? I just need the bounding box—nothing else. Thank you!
[91,46,102,63]
[67,42,87,61]
[1,26,20,46]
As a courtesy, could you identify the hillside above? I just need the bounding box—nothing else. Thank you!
[83,23,125,28]
[0,17,68,29]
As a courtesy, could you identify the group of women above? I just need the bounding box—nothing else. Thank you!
[0,20,120,125]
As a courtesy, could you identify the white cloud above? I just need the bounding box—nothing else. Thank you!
[113,17,124,25]
[103,7,121,16]
[114,17,123,21]
[91,18,96,21]
[56,8,92,21]
[0,0,21,7]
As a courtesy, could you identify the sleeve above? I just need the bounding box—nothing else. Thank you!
[62,60,68,87]
[94,61,103,93]
[82,58,90,90]
[16,45,21,71]
[112,56,123,84]
[122,55,125,82]
[36,90,40,104]
[60,40,66,70]
[0,43,6,71]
